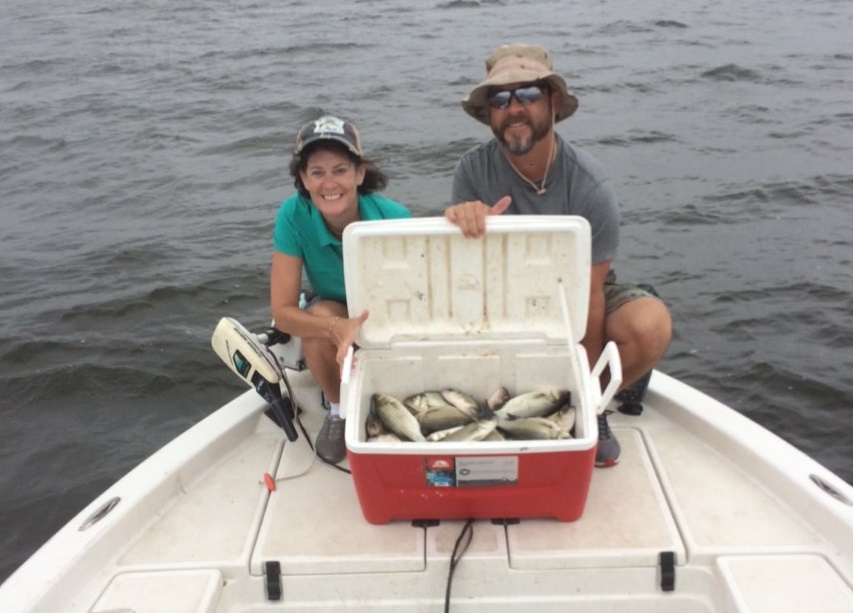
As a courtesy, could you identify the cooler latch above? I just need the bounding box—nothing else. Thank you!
[264,560,282,601]
[659,551,676,592]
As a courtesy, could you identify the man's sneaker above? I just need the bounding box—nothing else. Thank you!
[595,410,620,468]
[616,370,652,416]
[316,413,346,464]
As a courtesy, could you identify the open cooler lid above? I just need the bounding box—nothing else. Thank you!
[342,216,591,348]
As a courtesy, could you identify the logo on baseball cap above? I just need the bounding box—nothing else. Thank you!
[294,115,363,158]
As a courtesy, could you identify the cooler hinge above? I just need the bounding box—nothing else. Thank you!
[659,551,676,592]
[264,560,282,601]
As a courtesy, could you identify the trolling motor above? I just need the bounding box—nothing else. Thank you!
[211,317,298,442]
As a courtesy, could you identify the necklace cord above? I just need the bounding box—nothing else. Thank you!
[502,135,555,195]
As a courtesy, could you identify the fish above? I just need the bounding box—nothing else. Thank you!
[371,393,426,442]
[404,391,455,415]
[549,405,576,437]
[416,404,475,434]
[440,418,499,442]
[365,413,388,438]
[367,433,403,443]
[426,425,465,442]
[369,388,576,442]
[440,388,482,419]
[497,416,569,440]
[482,428,506,442]
[486,386,510,411]
[494,389,571,420]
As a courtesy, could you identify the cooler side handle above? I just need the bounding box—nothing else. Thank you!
[338,345,355,420]
[591,341,622,415]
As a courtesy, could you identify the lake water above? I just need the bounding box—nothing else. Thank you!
[1,0,851,583]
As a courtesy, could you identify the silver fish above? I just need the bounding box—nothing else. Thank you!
[549,406,576,437]
[497,416,568,440]
[365,413,388,438]
[441,418,498,442]
[372,393,426,442]
[367,433,403,443]
[495,389,570,420]
[440,388,482,419]
[486,386,510,411]
[482,428,506,441]
[416,405,474,434]
[426,424,465,442]
[404,391,454,415]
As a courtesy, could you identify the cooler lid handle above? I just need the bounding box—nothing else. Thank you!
[338,345,355,420]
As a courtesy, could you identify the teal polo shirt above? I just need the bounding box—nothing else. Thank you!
[273,192,411,303]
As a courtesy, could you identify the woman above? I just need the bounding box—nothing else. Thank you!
[270,115,411,463]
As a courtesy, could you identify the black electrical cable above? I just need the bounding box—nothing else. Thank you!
[444,519,474,612]
[269,348,352,474]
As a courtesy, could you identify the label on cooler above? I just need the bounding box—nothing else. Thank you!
[424,456,518,488]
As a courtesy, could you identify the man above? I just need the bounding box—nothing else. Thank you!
[445,43,672,467]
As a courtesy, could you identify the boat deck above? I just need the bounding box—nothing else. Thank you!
[9,372,853,613]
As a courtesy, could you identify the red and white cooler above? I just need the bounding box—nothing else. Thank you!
[340,216,621,524]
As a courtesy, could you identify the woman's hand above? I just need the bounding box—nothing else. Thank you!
[331,309,369,368]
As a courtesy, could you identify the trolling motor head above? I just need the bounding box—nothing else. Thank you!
[211,317,298,441]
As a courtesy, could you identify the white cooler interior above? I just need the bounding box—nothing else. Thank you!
[345,340,597,454]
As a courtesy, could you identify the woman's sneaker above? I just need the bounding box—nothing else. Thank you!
[595,410,620,467]
[316,413,346,464]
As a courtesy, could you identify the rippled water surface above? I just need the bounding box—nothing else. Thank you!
[1,0,851,583]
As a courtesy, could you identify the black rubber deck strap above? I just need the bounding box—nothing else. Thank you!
[659,551,676,592]
[264,560,282,601]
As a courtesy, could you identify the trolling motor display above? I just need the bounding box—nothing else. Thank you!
[211,317,298,441]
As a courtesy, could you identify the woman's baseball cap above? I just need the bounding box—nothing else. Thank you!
[294,115,363,158]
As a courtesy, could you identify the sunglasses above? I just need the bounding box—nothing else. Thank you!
[488,85,547,109]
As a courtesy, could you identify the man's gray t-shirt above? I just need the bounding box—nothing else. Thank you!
[451,134,619,264]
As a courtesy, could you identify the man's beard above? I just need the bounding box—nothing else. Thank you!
[493,109,553,154]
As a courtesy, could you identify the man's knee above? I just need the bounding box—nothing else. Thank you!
[643,300,672,344]
[608,298,671,356]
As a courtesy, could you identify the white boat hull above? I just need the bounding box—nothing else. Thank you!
[1,370,852,612]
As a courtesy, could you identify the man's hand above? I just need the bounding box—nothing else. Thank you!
[444,196,511,238]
